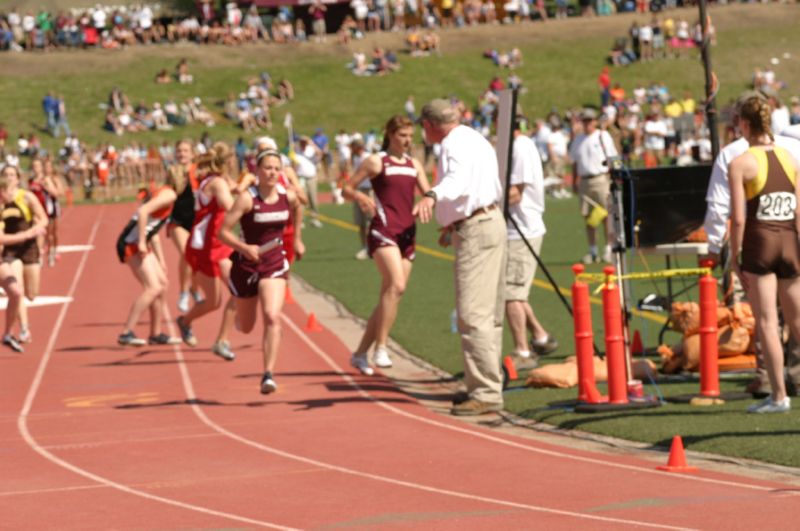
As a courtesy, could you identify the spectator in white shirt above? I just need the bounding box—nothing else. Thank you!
[414,98,506,416]
[504,118,558,374]
[569,108,618,264]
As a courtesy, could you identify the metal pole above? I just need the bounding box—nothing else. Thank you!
[502,89,518,221]
[698,0,720,158]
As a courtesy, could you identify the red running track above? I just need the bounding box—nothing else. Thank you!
[1,203,797,530]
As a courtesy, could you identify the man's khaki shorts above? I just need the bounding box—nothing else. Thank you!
[579,173,610,217]
[505,237,543,301]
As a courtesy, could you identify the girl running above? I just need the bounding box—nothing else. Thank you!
[342,115,431,375]
[1,165,48,345]
[29,158,64,267]
[116,181,178,346]
[0,171,46,352]
[176,142,235,348]
[729,96,800,414]
[166,139,203,313]
[210,136,307,361]
[218,149,304,393]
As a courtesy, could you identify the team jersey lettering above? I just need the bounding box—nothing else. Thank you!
[383,165,418,178]
[254,211,290,223]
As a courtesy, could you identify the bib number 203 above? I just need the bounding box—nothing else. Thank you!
[757,192,797,222]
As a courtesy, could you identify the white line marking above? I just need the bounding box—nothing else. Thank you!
[16,209,294,531]
[160,306,693,530]
[0,295,72,310]
[281,315,789,496]
[55,245,95,253]
[0,484,107,498]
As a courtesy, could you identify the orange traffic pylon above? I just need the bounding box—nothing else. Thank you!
[631,329,644,355]
[656,435,698,473]
[503,356,518,381]
[285,285,296,305]
[305,312,323,332]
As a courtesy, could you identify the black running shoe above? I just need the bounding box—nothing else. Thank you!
[148,333,176,345]
[118,331,146,347]
[3,334,23,353]
[260,372,277,394]
[176,316,197,347]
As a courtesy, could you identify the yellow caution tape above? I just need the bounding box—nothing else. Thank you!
[577,267,711,284]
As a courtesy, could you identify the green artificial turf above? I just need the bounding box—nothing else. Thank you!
[294,200,800,469]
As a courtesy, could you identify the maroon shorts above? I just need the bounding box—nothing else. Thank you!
[227,251,290,298]
[367,225,416,261]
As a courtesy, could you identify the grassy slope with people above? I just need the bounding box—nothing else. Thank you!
[3,4,800,467]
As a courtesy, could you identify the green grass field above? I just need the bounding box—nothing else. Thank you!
[3,3,800,467]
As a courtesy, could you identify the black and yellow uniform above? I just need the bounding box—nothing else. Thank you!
[2,189,39,265]
[742,146,800,278]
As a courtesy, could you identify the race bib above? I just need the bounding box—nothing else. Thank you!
[756,192,797,222]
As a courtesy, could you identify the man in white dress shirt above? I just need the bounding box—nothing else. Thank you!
[414,99,507,416]
[703,91,800,397]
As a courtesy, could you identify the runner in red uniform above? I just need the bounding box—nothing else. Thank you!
[219,149,304,393]
[177,142,235,348]
[342,115,431,374]
[116,183,178,346]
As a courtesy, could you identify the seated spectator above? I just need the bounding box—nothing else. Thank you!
[277,78,294,102]
[155,68,171,84]
[176,58,193,84]
[338,15,358,44]
[151,103,171,130]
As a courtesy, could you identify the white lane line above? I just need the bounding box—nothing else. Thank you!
[15,210,295,531]
[281,315,786,496]
[161,308,692,530]
[0,484,107,498]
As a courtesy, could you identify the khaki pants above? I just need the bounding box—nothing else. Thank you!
[453,207,507,405]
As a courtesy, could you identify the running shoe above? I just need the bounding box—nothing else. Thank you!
[149,333,179,345]
[260,372,278,394]
[581,253,599,265]
[350,353,374,376]
[373,347,392,368]
[3,334,23,353]
[530,335,559,355]
[177,291,190,313]
[212,340,236,361]
[19,327,32,343]
[509,351,539,371]
[176,316,197,347]
[355,248,369,261]
[310,218,323,228]
[118,331,146,347]
[746,396,791,414]
[191,290,204,304]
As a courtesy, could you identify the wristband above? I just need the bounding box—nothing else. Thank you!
[424,190,437,203]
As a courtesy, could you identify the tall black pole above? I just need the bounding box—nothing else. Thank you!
[698,0,720,158]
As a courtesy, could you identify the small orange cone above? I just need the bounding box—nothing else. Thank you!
[305,312,323,332]
[285,285,296,305]
[657,435,698,472]
[503,356,518,381]
[631,329,644,355]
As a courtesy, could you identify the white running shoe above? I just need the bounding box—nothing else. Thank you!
[177,292,190,313]
[747,396,791,414]
[373,347,392,368]
[310,218,323,228]
[355,248,369,260]
[19,327,32,343]
[350,353,374,375]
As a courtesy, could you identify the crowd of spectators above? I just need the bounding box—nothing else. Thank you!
[0,0,738,53]
[608,14,715,66]
[102,87,215,136]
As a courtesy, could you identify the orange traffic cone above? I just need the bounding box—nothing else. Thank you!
[503,356,518,381]
[305,312,323,332]
[285,285,296,305]
[631,329,644,355]
[656,435,698,472]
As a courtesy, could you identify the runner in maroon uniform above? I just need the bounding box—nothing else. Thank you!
[29,158,63,267]
[219,149,304,393]
[343,115,431,375]
[176,142,235,348]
